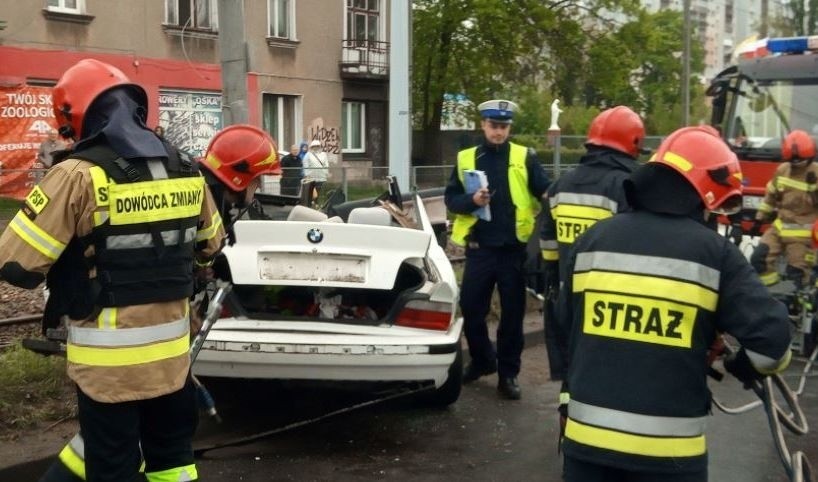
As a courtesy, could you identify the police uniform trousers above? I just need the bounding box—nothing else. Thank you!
[460,244,527,377]
[755,225,814,284]
[76,376,198,482]
[563,455,707,482]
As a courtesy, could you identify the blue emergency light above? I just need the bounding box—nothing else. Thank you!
[767,36,818,54]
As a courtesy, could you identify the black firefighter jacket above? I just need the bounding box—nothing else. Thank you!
[557,209,792,473]
[540,147,639,280]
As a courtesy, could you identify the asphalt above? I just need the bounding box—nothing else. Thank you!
[2,309,818,482]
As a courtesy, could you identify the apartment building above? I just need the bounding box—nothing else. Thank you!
[0,0,390,197]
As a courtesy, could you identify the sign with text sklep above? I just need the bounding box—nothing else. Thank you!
[157,90,222,158]
[0,85,57,200]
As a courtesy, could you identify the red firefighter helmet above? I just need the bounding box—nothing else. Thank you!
[52,59,147,140]
[586,106,646,158]
[201,124,281,192]
[781,129,816,164]
[650,126,743,214]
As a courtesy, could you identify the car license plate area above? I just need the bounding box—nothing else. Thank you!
[258,252,367,283]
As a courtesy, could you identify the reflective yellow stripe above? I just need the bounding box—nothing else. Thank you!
[773,219,812,238]
[776,176,816,192]
[58,441,86,480]
[109,177,204,225]
[564,418,706,457]
[9,212,66,260]
[67,334,189,367]
[542,249,559,261]
[145,464,198,482]
[572,271,717,311]
[196,210,223,242]
[552,204,614,221]
[89,166,111,207]
[656,151,693,172]
[759,271,780,286]
[97,307,117,329]
[559,392,570,404]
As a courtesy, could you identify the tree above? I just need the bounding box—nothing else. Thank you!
[411,0,641,164]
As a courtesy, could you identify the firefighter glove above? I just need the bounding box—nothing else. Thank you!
[723,348,764,389]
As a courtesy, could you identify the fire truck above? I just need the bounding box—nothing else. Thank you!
[707,36,818,234]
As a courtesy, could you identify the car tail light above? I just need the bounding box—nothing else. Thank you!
[395,299,452,331]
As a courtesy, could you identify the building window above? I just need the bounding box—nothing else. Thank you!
[346,0,380,44]
[342,101,365,153]
[268,0,295,39]
[262,94,299,152]
[165,0,218,30]
[46,0,84,13]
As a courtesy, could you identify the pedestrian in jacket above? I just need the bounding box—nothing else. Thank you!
[444,99,550,400]
[558,126,791,481]
[539,106,645,380]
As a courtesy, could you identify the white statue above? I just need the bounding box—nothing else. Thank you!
[549,99,563,131]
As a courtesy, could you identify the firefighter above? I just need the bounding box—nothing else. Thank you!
[37,123,281,482]
[0,59,226,482]
[444,99,550,400]
[539,106,645,380]
[557,126,791,481]
[751,129,818,287]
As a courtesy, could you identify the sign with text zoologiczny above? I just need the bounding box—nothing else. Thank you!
[0,85,57,200]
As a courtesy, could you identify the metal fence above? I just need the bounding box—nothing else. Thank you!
[0,134,667,205]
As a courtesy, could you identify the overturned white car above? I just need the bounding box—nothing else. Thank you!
[193,190,464,406]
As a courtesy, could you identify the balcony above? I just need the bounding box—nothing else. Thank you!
[340,40,389,80]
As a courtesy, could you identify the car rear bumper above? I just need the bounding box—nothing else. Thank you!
[192,317,463,388]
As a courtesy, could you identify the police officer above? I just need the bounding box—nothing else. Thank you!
[751,129,818,287]
[540,106,645,380]
[0,59,226,482]
[36,123,282,482]
[444,99,550,400]
[558,126,791,481]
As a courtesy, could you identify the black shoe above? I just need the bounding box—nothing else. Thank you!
[498,377,521,400]
[463,362,497,384]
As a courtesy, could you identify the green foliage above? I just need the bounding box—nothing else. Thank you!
[412,2,710,162]
[0,197,21,221]
[0,343,75,432]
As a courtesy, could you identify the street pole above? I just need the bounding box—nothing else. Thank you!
[217,0,248,126]
[682,0,691,127]
[388,0,411,193]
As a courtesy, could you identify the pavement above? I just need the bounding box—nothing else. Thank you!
[2,307,818,482]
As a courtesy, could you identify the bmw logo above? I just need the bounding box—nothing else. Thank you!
[307,228,323,244]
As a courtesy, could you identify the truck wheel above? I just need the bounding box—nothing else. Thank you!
[423,343,463,407]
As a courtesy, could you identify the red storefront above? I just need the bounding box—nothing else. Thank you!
[0,46,223,199]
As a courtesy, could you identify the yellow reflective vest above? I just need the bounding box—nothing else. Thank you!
[451,142,539,246]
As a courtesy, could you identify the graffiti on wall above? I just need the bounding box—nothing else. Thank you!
[307,117,341,161]
[157,90,222,158]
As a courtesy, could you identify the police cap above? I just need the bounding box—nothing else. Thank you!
[478,99,518,124]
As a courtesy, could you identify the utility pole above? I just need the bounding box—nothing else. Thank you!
[760,0,768,38]
[682,0,691,127]
[217,0,248,126]
[388,0,411,193]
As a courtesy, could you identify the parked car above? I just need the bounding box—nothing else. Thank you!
[193,185,463,406]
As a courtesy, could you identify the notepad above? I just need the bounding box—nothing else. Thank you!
[463,169,491,222]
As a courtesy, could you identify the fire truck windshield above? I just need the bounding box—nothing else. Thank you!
[728,77,818,155]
